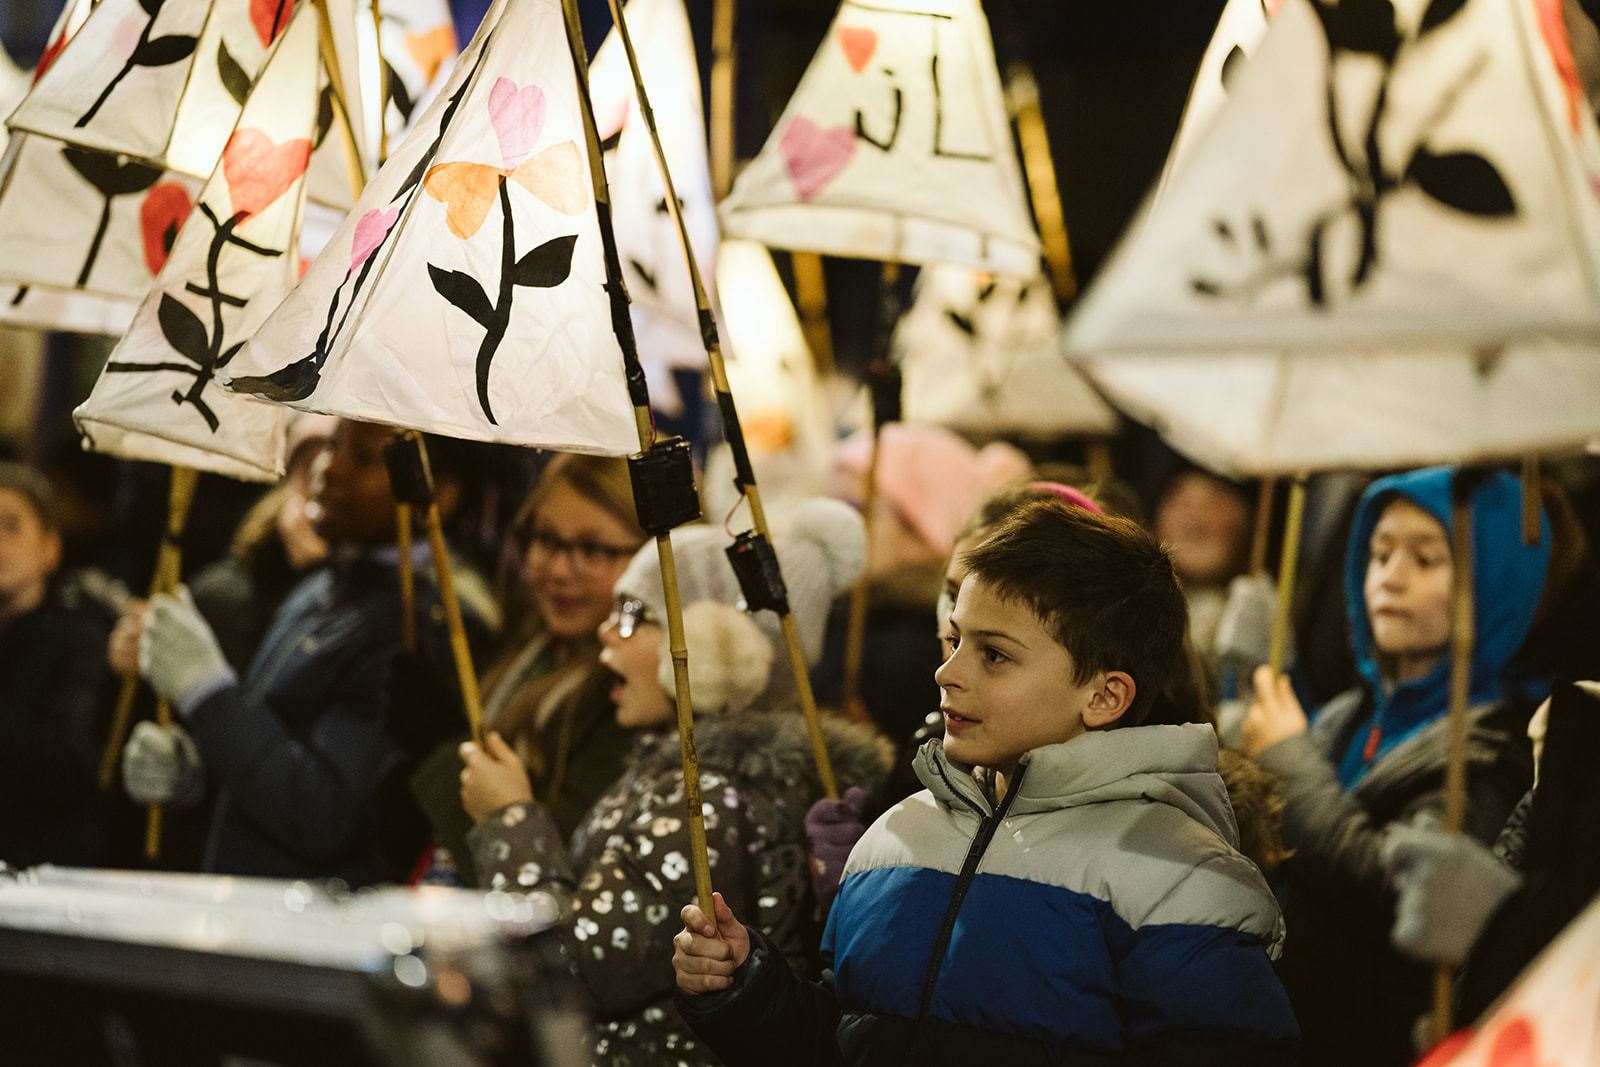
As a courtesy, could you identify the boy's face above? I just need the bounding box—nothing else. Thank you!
[935,574,1119,771]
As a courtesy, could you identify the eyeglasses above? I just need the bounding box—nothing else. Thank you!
[607,597,654,639]
[525,528,638,570]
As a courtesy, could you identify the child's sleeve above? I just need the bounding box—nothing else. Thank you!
[1109,857,1302,1065]
[675,925,844,1067]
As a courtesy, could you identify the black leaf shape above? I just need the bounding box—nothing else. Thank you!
[217,40,250,107]
[315,85,335,148]
[944,308,977,336]
[429,264,494,327]
[1407,147,1516,217]
[385,61,415,121]
[1310,0,1399,59]
[513,235,578,288]
[61,147,162,196]
[628,257,657,292]
[133,34,197,67]
[1213,218,1235,244]
[976,278,998,302]
[1252,214,1271,252]
[158,293,210,365]
[1418,0,1468,34]
[1191,278,1222,297]
[138,0,164,14]
[226,353,323,401]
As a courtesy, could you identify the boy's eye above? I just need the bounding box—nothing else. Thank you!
[982,645,1008,666]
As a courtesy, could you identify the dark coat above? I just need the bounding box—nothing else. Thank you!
[1259,690,1531,1065]
[466,710,890,1067]
[0,589,116,868]
[1455,681,1600,1023]
[186,551,492,886]
[189,534,302,674]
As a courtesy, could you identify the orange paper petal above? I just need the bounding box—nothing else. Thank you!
[406,26,458,86]
[509,141,585,215]
[425,162,502,239]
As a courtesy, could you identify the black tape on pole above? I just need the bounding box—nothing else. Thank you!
[384,435,435,505]
[727,531,789,615]
[629,437,701,536]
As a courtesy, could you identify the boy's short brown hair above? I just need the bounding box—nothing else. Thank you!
[961,498,1187,726]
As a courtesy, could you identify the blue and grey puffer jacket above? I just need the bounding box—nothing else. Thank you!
[680,724,1299,1066]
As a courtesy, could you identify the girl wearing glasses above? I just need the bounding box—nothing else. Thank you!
[458,498,892,1066]
[412,454,647,882]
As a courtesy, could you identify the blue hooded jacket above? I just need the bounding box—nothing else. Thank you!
[1335,467,1551,787]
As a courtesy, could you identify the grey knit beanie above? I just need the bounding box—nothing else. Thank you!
[612,497,866,712]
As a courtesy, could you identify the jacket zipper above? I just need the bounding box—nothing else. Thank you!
[907,760,1028,1057]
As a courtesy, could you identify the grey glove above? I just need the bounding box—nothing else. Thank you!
[1214,573,1281,676]
[122,720,204,807]
[1383,823,1522,967]
[139,585,235,713]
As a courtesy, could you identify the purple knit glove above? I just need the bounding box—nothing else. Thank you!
[805,786,869,911]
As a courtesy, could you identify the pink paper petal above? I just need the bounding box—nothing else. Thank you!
[350,206,401,269]
[488,77,546,167]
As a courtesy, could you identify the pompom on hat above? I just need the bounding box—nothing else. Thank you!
[614,497,867,713]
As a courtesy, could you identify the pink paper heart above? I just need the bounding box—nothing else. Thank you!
[779,117,856,202]
[222,128,312,219]
[489,78,546,167]
[350,206,401,269]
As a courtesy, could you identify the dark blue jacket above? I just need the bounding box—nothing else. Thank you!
[187,549,490,886]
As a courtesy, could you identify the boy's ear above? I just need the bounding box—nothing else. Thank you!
[1083,671,1136,730]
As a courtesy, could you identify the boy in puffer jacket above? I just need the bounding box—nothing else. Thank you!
[673,499,1299,1066]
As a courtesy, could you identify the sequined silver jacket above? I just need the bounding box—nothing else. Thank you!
[468,709,890,1066]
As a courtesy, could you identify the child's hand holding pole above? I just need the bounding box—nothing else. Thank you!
[673,892,750,994]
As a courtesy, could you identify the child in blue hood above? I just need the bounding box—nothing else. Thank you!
[1241,466,1547,1066]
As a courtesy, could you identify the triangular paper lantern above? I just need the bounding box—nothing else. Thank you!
[589,0,718,377]
[73,3,322,482]
[1157,0,1276,193]
[0,131,203,300]
[1086,345,1600,478]
[9,0,291,179]
[0,48,26,114]
[0,284,138,335]
[304,0,373,212]
[894,265,1116,438]
[1423,892,1600,1066]
[0,0,198,323]
[221,0,637,455]
[1065,0,1600,355]
[718,0,1039,275]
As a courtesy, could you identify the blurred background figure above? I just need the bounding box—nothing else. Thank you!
[1154,467,1252,653]
[0,462,116,868]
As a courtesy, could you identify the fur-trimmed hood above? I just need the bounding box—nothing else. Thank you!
[632,709,893,800]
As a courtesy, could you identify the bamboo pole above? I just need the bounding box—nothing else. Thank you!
[371,0,390,163]
[1085,439,1113,489]
[709,0,735,202]
[1432,477,1477,1041]
[841,263,901,719]
[143,465,200,859]
[1250,477,1278,576]
[1267,473,1306,674]
[1520,456,1540,546]
[99,468,199,789]
[313,0,367,199]
[561,0,714,919]
[791,252,836,378]
[1006,64,1076,301]
[605,0,837,797]
[396,503,417,652]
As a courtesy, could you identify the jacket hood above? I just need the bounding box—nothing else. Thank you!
[915,723,1241,848]
[636,709,893,799]
[1344,467,1550,724]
